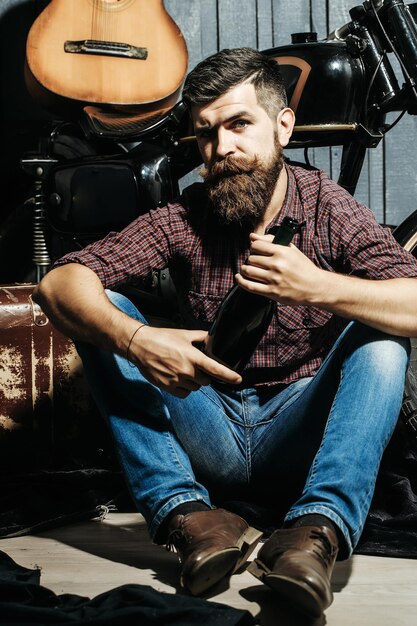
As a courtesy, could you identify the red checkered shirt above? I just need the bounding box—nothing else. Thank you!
[54,164,417,387]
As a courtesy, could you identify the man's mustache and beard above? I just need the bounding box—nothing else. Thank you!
[201,133,284,229]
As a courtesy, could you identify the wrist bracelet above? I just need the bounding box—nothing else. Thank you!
[126,323,146,365]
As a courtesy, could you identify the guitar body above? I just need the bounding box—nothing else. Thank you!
[26,0,188,111]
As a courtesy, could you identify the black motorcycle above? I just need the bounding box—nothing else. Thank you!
[21,0,417,441]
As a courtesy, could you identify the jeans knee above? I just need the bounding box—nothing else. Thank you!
[365,333,409,372]
[105,289,146,323]
[336,323,410,389]
[346,325,410,383]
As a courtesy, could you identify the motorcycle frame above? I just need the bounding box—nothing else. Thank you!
[271,0,417,196]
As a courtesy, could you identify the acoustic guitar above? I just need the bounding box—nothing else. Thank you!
[25,0,188,114]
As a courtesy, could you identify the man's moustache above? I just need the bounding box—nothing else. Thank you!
[202,157,258,184]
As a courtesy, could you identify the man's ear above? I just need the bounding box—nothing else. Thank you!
[276,107,295,148]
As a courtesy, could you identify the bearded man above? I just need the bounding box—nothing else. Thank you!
[34,48,417,618]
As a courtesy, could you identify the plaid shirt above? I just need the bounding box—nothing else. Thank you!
[54,164,417,387]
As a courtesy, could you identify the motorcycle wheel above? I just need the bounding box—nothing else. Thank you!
[393,210,417,448]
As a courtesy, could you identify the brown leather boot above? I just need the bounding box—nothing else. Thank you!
[166,508,263,595]
[247,525,339,617]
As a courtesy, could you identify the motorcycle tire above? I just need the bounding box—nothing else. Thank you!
[392,209,417,449]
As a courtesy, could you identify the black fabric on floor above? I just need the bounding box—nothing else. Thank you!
[0,551,257,626]
[0,551,40,585]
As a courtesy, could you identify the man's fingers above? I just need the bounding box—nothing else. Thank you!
[235,273,269,295]
[240,264,270,283]
[195,352,242,384]
[140,328,241,388]
[250,232,274,243]
[246,253,277,269]
[186,330,241,383]
[251,240,281,255]
[188,329,209,344]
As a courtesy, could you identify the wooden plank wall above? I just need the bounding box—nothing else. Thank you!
[166,0,417,227]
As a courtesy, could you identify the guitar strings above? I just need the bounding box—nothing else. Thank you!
[91,0,119,43]
[91,0,97,40]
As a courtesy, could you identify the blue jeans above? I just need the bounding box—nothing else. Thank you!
[77,290,410,558]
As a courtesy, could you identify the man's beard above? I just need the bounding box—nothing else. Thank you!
[200,138,284,228]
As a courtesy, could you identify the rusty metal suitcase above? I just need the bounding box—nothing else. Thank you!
[0,284,109,470]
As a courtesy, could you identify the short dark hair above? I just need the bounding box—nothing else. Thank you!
[182,47,287,118]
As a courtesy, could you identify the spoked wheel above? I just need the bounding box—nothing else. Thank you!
[393,210,417,448]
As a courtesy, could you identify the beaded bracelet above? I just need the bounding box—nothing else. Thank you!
[126,323,146,366]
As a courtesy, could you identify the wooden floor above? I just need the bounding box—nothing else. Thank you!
[1,512,417,625]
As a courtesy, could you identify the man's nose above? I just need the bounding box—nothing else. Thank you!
[214,128,235,158]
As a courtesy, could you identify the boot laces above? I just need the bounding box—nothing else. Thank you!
[310,529,337,566]
[166,529,185,554]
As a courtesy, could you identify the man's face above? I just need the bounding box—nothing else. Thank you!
[193,82,279,168]
[191,82,284,226]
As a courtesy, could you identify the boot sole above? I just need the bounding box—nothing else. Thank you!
[247,557,332,618]
[183,525,263,596]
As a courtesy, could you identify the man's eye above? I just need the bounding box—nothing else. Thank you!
[233,120,248,129]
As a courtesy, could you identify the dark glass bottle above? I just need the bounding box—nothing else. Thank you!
[204,216,300,373]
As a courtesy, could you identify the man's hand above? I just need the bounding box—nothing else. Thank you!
[127,326,242,398]
[235,232,324,305]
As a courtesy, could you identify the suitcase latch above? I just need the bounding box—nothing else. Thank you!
[30,295,49,327]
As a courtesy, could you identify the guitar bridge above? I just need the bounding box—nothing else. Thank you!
[64,40,148,60]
